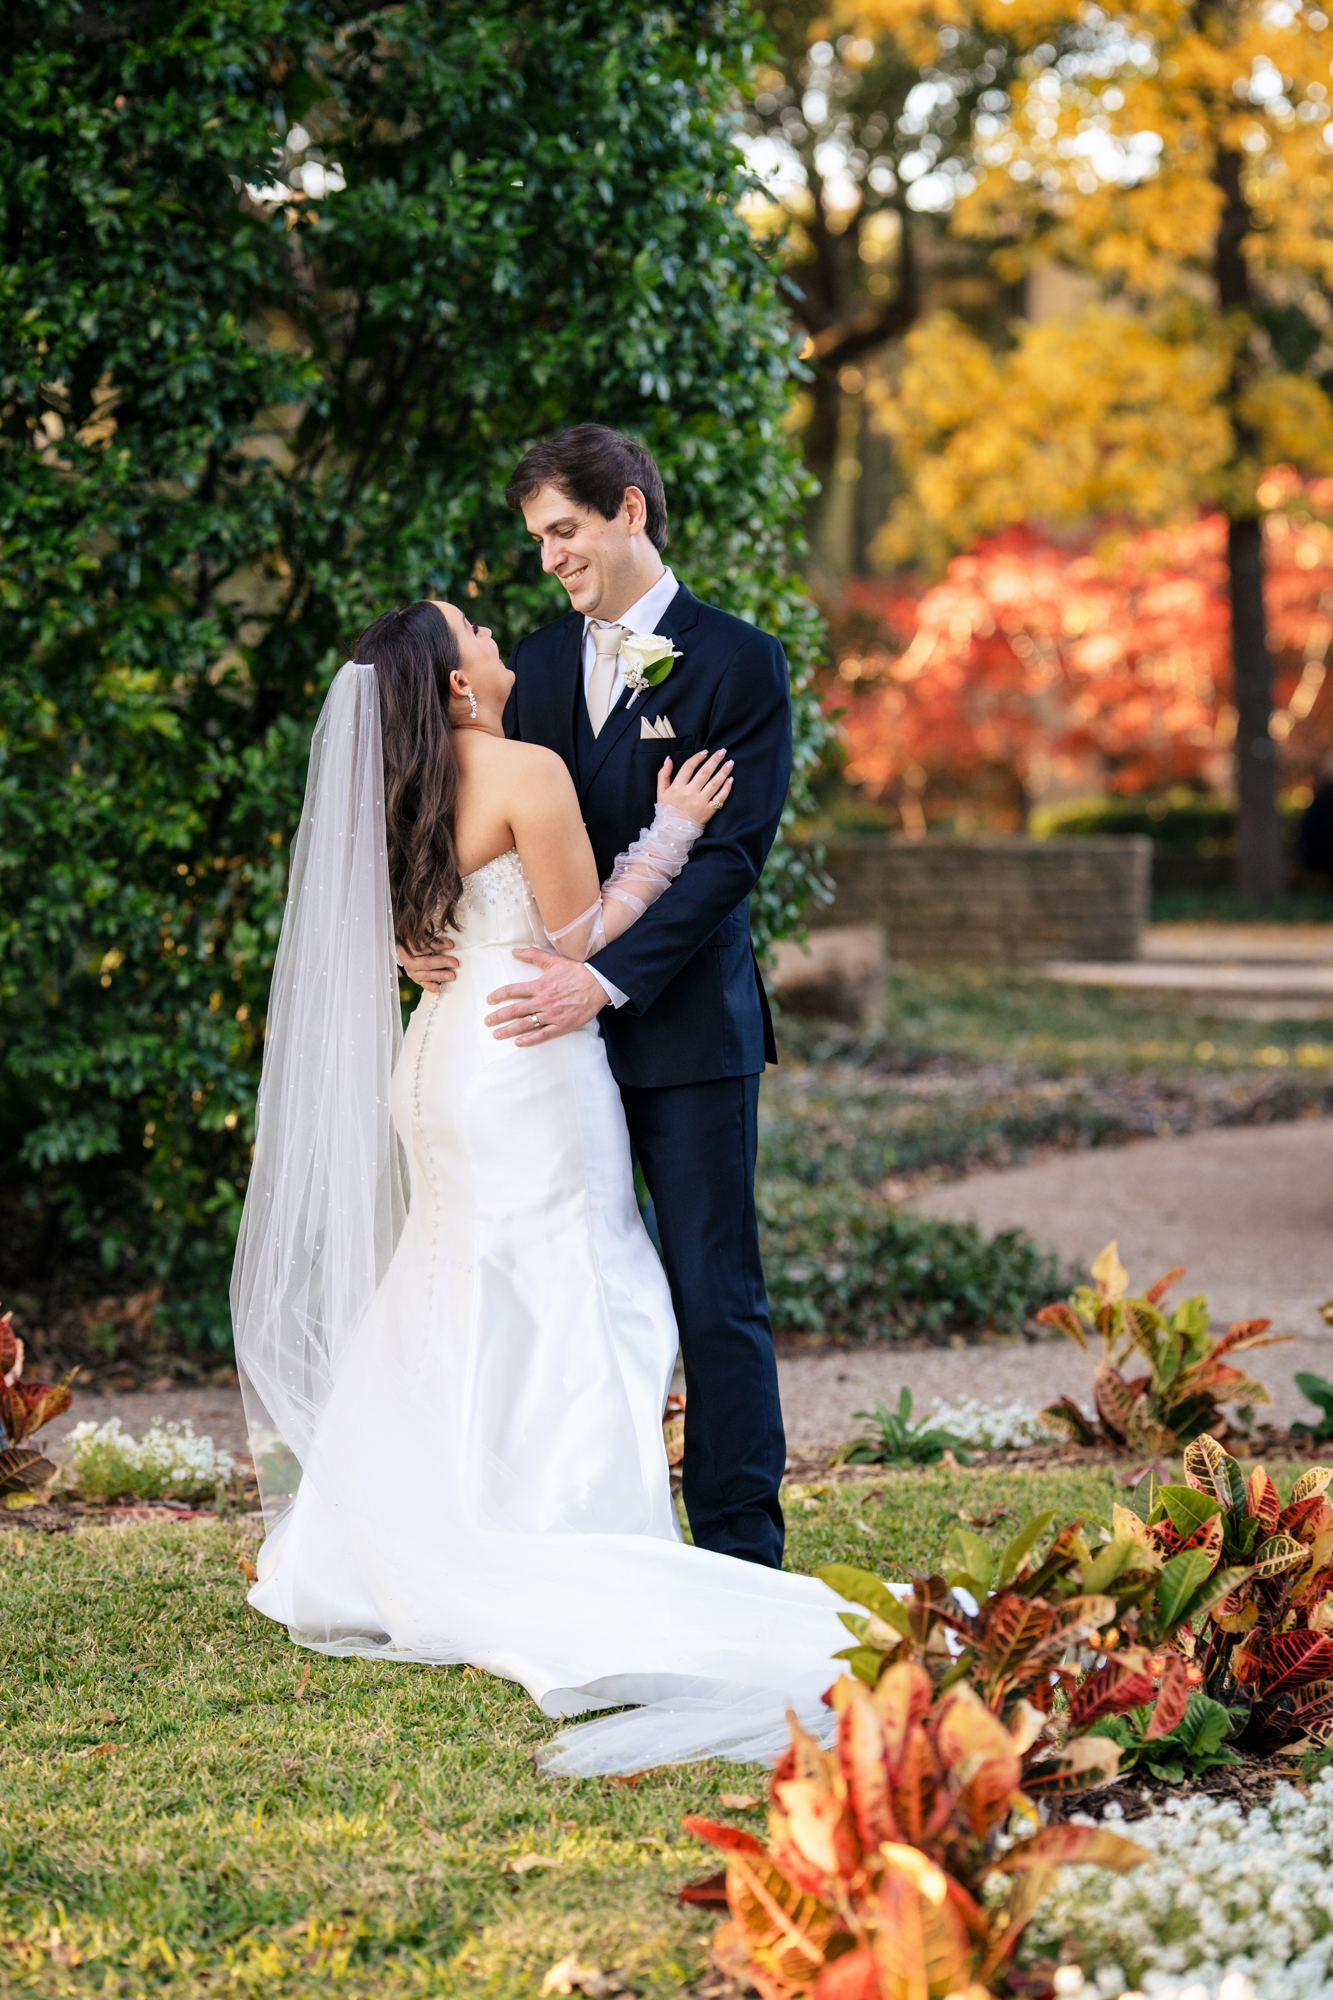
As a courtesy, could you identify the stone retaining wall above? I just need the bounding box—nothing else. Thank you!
[804,835,1150,963]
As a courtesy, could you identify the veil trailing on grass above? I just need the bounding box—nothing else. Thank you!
[230,663,409,1525]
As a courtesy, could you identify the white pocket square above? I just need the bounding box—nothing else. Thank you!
[639,714,676,739]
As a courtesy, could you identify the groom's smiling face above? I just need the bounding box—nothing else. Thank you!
[521,481,654,623]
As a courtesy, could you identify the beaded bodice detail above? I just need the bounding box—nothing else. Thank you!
[452,846,545,949]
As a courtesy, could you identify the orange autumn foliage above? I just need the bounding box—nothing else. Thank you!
[835,480,1333,825]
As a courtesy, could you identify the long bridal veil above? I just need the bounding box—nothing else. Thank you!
[231,663,408,1526]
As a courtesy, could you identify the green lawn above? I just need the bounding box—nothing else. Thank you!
[0,1466,1136,1999]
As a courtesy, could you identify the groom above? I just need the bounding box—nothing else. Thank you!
[407,425,792,1568]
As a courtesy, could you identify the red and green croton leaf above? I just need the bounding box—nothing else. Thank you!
[1034,1301,1088,1348]
[0,1376,73,1444]
[1067,1657,1157,1732]
[1246,1466,1283,1533]
[1038,1395,1100,1446]
[1144,1267,1187,1307]
[1144,1652,1193,1740]
[1093,1363,1138,1446]
[1257,1631,1333,1698]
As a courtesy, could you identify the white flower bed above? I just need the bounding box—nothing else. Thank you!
[1051,1974,1256,2000]
[65,1416,233,1502]
[927,1393,1051,1449]
[1025,1775,1333,2000]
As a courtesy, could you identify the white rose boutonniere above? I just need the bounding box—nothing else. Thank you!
[620,631,682,706]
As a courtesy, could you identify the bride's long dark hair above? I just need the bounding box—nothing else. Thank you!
[354,599,464,951]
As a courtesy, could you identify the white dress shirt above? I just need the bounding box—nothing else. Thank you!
[582,566,679,1010]
[582,566,679,710]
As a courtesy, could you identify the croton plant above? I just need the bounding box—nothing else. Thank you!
[689,1442,1333,1998]
[1037,1241,1290,1457]
[0,1303,74,1503]
[1145,1433,1333,1751]
[684,1666,1146,2000]
[817,1501,1232,1795]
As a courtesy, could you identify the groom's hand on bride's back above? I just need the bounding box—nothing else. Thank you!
[396,937,459,992]
[485,949,607,1046]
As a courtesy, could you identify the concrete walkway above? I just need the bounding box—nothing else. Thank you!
[1041,922,1333,1017]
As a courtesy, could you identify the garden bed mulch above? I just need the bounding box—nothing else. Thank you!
[782,1442,1128,1485]
[1047,1748,1307,1824]
[782,1422,1329,1487]
[0,1491,262,1535]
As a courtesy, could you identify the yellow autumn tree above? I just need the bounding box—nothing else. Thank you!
[840,0,1333,899]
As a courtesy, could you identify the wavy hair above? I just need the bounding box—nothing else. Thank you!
[504,423,669,550]
[354,600,463,951]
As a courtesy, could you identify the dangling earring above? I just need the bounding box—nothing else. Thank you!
[466,688,478,720]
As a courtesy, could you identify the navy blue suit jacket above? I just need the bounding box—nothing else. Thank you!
[504,583,791,1090]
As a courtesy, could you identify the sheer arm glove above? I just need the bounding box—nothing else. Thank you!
[544,804,703,962]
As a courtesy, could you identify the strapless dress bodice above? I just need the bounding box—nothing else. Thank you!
[452,847,547,951]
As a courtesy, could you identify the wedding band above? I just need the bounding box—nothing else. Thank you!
[531,1014,542,1030]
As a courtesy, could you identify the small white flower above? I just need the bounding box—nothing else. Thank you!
[1026,1772,1333,2000]
[67,1416,233,1502]
[928,1394,1050,1450]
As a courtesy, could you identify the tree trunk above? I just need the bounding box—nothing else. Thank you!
[789,193,919,568]
[1228,513,1285,904]
[1210,137,1284,904]
[803,367,842,497]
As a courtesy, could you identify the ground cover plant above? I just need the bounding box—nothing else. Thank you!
[757,1186,1064,1343]
[1036,1244,1290,1457]
[0,1463,1150,1999]
[765,968,1333,1199]
[63,1416,235,1504]
[17,962,1333,1382]
[1026,1775,1333,1998]
[927,1397,1048,1452]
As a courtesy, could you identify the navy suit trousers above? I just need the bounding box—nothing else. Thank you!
[618,1072,786,1569]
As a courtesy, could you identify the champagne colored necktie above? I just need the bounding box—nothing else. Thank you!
[587,622,626,737]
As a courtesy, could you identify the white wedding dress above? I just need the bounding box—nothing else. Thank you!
[246,839,847,1774]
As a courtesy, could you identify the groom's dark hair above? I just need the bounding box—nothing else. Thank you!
[505,424,669,551]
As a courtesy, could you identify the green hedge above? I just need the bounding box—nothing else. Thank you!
[0,0,832,1349]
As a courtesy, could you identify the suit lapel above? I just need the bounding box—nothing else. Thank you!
[576,584,701,802]
[576,682,638,797]
[532,613,582,770]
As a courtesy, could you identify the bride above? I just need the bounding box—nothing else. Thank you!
[232,596,845,1775]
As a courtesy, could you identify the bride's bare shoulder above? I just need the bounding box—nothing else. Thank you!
[489,739,578,806]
